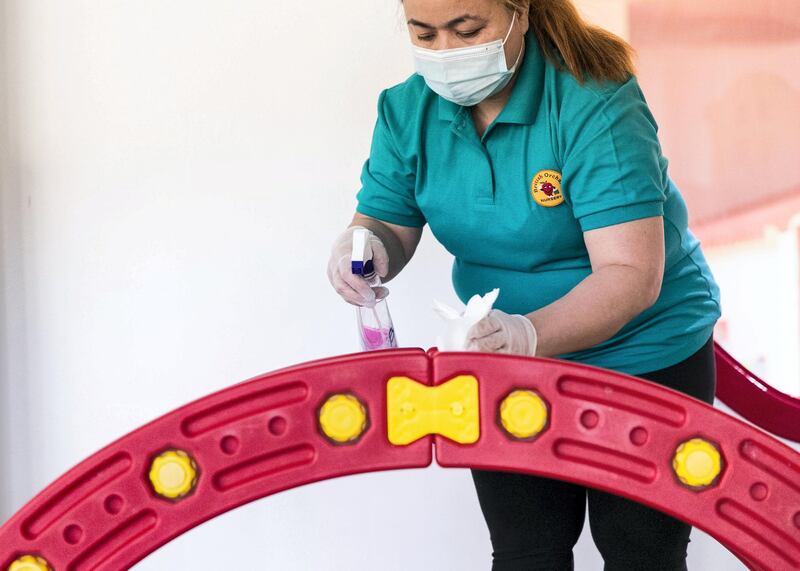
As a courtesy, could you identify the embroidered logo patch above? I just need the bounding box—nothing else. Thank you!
[531,170,564,207]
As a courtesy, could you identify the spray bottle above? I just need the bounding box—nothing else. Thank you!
[351,228,398,350]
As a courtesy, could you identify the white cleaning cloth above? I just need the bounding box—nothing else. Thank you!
[433,288,500,351]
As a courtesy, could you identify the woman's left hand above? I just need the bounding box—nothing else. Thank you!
[465,309,538,356]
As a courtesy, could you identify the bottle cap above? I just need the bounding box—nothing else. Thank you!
[351,228,372,277]
[499,390,549,439]
[8,556,52,571]
[672,438,722,488]
[149,449,199,499]
[319,394,368,443]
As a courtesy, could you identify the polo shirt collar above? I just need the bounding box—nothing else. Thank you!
[436,29,543,125]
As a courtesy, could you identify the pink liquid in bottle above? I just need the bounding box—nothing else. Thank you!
[360,325,396,350]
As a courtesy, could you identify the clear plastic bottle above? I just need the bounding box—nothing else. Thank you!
[356,288,397,351]
[351,228,398,351]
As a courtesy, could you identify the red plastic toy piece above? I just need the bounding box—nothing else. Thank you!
[434,351,800,571]
[0,348,798,571]
[714,342,800,443]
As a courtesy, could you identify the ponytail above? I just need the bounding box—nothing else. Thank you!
[508,0,637,83]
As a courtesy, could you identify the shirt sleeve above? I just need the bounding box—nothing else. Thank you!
[560,77,667,233]
[355,89,426,228]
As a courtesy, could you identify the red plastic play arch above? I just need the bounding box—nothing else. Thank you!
[714,342,800,443]
[1,348,799,570]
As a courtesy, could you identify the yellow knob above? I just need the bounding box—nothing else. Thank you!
[672,438,722,488]
[500,390,549,439]
[149,449,198,499]
[319,394,367,443]
[8,555,52,571]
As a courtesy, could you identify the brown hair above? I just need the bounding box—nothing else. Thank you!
[504,0,637,83]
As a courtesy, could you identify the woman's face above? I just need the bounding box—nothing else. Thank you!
[403,0,528,58]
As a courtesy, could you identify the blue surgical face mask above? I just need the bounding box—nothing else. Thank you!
[412,12,524,107]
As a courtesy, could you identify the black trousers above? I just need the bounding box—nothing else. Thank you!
[470,334,717,571]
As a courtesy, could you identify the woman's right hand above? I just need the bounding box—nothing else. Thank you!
[327,225,390,306]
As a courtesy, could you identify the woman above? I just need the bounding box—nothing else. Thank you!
[326,1,721,569]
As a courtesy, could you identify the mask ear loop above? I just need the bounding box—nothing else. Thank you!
[502,11,525,72]
[500,11,519,47]
[508,36,525,71]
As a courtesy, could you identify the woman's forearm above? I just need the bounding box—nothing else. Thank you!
[527,264,659,358]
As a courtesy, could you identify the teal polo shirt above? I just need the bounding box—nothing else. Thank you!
[355,31,722,376]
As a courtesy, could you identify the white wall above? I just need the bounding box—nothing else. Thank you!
[0,0,9,518]
[0,1,778,569]
[707,225,800,397]
[1,0,33,518]
[0,1,479,568]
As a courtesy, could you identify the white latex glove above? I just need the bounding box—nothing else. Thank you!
[465,309,538,356]
[327,225,389,306]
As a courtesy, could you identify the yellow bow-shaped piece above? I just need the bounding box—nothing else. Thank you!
[386,375,479,445]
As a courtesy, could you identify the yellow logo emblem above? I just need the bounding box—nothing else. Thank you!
[531,170,565,207]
